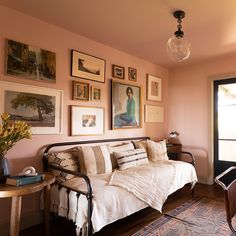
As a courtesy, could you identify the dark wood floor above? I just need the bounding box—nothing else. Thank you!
[19,183,224,236]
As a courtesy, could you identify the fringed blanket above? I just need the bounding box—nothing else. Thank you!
[109,161,176,212]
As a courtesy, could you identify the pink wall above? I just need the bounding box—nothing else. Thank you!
[0,5,169,231]
[168,55,236,183]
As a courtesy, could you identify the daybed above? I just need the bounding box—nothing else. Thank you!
[43,136,198,236]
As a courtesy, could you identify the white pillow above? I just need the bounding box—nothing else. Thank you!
[114,148,149,170]
[147,139,168,161]
[78,145,112,175]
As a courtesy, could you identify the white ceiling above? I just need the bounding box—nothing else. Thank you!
[1,0,236,68]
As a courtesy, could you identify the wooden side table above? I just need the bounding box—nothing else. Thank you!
[167,143,182,160]
[0,173,55,236]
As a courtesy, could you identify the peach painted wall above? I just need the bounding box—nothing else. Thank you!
[0,5,169,232]
[168,55,236,184]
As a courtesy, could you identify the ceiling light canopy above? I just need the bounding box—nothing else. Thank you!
[166,10,191,62]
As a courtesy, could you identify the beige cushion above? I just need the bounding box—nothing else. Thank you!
[132,140,148,153]
[147,139,169,161]
[47,148,79,183]
[108,142,135,169]
[114,148,149,170]
[78,145,112,175]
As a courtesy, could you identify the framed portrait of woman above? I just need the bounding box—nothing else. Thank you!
[111,79,142,129]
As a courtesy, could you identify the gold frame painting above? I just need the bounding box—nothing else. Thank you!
[147,74,162,102]
[73,81,89,101]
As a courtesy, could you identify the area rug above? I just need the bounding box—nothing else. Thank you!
[132,197,236,236]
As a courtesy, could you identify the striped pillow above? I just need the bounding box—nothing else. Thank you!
[114,148,149,170]
[78,145,112,175]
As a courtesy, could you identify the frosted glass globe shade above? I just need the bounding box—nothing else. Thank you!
[166,35,191,62]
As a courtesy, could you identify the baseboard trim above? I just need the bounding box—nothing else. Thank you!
[0,210,43,235]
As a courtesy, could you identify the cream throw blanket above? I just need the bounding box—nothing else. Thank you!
[109,160,176,212]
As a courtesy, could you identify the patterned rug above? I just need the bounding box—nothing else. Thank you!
[132,197,236,236]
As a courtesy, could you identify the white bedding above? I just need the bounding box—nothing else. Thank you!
[50,160,198,235]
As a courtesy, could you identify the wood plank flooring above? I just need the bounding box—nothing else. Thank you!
[19,183,224,236]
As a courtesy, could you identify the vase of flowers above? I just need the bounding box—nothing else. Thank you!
[0,112,31,183]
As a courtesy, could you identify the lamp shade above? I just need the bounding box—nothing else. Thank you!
[166,35,191,62]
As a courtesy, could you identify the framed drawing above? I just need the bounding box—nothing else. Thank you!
[0,81,63,134]
[145,105,164,123]
[111,79,142,129]
[70,106,104,135]
[71,49,105,83]
[73,81,89,101]
[128,67,137,82]
[147,74,162,101]
[6,39,56,82]
[91,86,101,101]
[112,64,125,79]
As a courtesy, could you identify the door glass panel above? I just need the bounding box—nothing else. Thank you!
[218,84,236,161]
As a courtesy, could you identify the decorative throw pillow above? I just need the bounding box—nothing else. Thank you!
[47,148,79,183]
[77,145,112,175]
[147,139,169,162]
[113,148,149,170]
[132,140,148,152]
[108,142,135,169]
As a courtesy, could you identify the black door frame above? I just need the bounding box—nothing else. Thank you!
[213,78,236,177]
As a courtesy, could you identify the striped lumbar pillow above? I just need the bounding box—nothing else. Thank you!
[78,145,112,175]
[113,148,149,170]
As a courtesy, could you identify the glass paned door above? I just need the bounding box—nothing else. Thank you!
[214,78,236,176]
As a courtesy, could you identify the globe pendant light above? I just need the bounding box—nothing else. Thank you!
[166,10,191,62]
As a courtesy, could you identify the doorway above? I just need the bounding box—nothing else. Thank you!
[214,78,236,176]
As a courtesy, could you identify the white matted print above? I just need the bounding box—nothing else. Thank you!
[147,74,162,101]
[145,105,164,123]
[0,81,63,134]
[71,106,104,135]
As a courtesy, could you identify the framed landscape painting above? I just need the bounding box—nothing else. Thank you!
[111,80,142,129]
[6,39,56,82]
[0,81,63,134]
[70,106,104,135]
[71,49,105,83]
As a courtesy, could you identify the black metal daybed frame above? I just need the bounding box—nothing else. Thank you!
[42,136,195,236]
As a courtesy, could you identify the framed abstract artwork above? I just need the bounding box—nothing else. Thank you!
[147,74,162,101]
[70,106,104,135]
[73,81,89,101]
[112,64,125,79]
[6,39,56,82]
[71,49,105,83]
[111,79,142,129]
[0,81,63,134]
[144,105,164,123]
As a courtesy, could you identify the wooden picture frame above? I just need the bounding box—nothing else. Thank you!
[147,74,162,101]
[71,49,105,83]
[70,106,104,135]
[145,105,164,123]
[0,81,63,134]
[91,86,101,101]
[112,64,125,79]
[6,39,56,82]
[111,79,142,129]
[73,81,89,101]
[128,67,137,82]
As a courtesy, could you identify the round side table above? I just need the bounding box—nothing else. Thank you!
[0,173,55,236]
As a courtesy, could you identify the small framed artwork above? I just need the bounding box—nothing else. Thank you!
[73,81,89,101]
[128,67,137,82]
[71,49,105,83]
[145,105,164,123]
[91,87,101,101]
[111,79,142,129]
[147,74,162,101]
[70,106,104,135]
[112,64,125,79]
[0,81,63,134]
[6,39,56,82]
